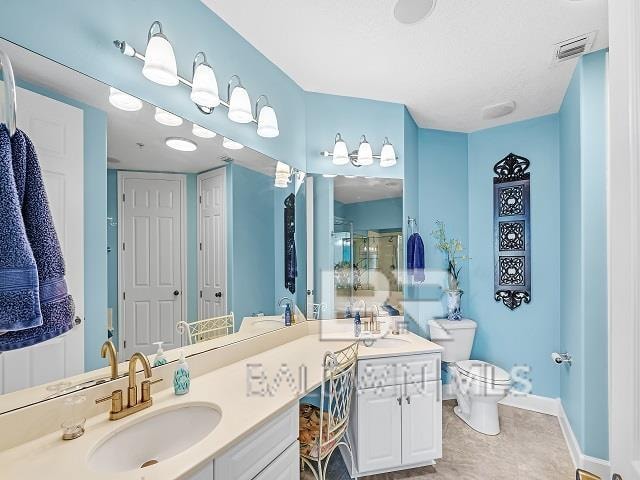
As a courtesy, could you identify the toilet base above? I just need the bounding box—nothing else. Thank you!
[454,401,501,436]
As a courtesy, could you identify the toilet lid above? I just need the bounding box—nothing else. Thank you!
[456,360,511,385]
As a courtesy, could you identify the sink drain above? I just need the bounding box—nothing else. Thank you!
[140,459,159,469]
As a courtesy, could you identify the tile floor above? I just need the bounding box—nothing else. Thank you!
[302,400,575,480]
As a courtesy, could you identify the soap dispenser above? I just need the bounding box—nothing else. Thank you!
[152,341,167,367]
[173,351,190,395]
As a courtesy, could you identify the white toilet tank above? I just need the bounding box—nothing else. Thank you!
[428,319,477,363]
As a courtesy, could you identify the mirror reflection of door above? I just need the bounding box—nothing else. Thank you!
[119,172,185,358]
[198,168,226,319]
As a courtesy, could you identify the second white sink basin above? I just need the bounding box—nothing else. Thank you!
[361,336,410,348]
[89,403,221,473]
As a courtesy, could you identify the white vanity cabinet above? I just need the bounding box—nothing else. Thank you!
[189,404,299,480]
[348,352,442,476]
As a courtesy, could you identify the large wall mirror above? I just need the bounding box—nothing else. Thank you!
[0,38,306,412]
[310,174,404,320]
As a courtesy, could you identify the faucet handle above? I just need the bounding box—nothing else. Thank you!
[141,377,163,403]
[95,390,123,414]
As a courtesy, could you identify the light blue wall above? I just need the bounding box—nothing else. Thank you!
[1,0,306,171]
[559,50,609,460]
[338,197,403,233]
[106,170,119,348]
[16,80,108,372]
[306,92,405,179]
[467,115,561,398]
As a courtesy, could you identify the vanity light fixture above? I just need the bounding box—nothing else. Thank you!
[154,107,183,126]
[190,52,220,110]
[142,21,178,86]
[108,87,143,111]
[274,161,291,188]
[192,123,217,139]
[255,95,279,138]
[227,75,253,124]
[165,137,197,152]
[114,21,280,137]
[321,133,399,168]
[222,137,244,150]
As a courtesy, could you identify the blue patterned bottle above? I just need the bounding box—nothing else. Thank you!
[173,351,190,395]
[152,341,167,367]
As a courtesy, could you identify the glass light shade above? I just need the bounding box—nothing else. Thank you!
[108,87,142,112]
[165,137,197,152]
[257,105,279,138]
[380,142,397,167]
[142,34,179,86]
[155,107,183,126]
[356,139,373,166]
[222,137,244,150]
[191,63,220,108]
[192,123,217,139]
[274,162,291,188]
[228,86,253,123]
[332,139,349,165]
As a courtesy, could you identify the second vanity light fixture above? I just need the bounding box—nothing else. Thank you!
[114,21,279,138]
[321,133,398,168]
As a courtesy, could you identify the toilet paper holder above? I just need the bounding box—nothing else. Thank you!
[551,352,572,365]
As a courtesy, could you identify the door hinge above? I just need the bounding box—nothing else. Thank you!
[199,195,202,204]
[199,242,202,251]
[199,290,203,298]
[122,242,125,251]
[123,291,126,300]
[122,193,125,202]
[123,340,127,349]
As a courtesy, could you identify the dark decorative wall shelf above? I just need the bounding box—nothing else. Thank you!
[493,153,531,310]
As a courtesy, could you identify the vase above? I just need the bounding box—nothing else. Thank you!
[445,289,463,320]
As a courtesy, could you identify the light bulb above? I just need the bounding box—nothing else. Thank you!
[165,137,197,152]
[380,139,397,167]
[332,134,349,166]
[192,123,217,139]
[108,87,142,112]
[154,107,183,126]
[356,136,373,166]
[223,137,244,150]
[257,105,279,138]
[142,22,178,86]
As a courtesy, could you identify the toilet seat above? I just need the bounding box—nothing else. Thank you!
[455,360,510,386]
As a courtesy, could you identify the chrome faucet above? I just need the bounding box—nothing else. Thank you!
[96,352,161,421]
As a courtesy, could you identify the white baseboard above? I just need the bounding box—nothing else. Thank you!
[558,402,611,479]
[499,392,561,416]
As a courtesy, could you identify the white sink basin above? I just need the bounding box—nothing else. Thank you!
[252,318,283,329]
[361,336,410,348]
[89,404,221,473]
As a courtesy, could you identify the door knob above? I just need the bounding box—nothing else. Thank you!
[74,316,82,325]
[215,292,223,298]
[173,290,180,296]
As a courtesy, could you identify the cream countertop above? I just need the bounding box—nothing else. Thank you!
[0,327,442,480]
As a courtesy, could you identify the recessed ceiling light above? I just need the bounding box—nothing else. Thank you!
[482,101,516,120]
[155,107,183,126]
[222,137,244,150]
[394,0,437,24]
[108,87,143,112]
[165,137,197,152]
[192,123,217,138]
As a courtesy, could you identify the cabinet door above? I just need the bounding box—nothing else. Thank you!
[401,381,442,465]
[357,386,403,473]
[254,441,300,480]
[185,460,213,480]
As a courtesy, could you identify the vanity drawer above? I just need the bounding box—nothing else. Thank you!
[357,353,440,390]
[214,404,298,480]
[253,441,300,480]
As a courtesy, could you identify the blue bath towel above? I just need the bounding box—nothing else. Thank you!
[0,125,42,333]
[407,232,425,283]
[0,129,75,351]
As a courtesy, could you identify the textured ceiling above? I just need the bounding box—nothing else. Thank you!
[202,0,608,132]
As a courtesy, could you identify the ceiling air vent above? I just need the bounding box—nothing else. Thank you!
[553,32,597,63]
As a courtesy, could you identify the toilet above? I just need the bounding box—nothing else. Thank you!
[428,319,511,435]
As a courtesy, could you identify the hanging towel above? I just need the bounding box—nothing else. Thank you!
[406,232,425,283]
[0,125,42,333]
[284,193,297,294]
[0,129,75,351]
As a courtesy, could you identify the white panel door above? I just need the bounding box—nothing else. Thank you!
[401,381,442,465]
[120,172,184,358]
[356,387,402,473]
[198,169,226,319]
[0,84,84,394]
